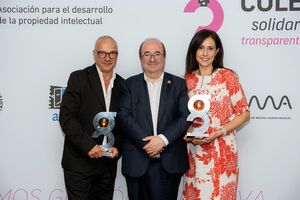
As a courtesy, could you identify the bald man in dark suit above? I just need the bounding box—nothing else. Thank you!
[59,35,123,200]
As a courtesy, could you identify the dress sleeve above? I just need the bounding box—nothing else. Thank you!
[226,71,249,117]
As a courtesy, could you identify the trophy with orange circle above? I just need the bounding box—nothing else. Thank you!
[186,95,211,140]
[92,112,116,156]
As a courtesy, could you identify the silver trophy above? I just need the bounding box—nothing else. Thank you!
[92,112,116,157]
[186,94,211,139]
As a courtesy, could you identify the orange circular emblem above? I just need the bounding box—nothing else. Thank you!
[193,100,205,111]
[99,117,109,128]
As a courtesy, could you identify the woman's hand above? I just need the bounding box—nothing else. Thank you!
[185,129,224,145]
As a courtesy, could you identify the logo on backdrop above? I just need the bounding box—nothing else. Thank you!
[49,86,65,109]
[241,0,300,12]
[249,95,292,110]
[184,0,224,32]
[0,93,3,111]
[249,95,292,120]
[240,0,300,47]
[49,86,65,121]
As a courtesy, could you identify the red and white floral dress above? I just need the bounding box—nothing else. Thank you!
[183,68,249,200]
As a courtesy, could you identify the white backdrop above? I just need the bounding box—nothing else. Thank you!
[1,0,299,199]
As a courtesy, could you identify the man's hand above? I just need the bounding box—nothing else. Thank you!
[88,145,104,158]
[107,147,119,159]
[143,136,165,157]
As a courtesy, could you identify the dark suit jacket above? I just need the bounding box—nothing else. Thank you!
[118,72,190,177]
[59,64,123,174]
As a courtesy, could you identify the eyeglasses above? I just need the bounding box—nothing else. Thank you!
[142,52,164,60]
[95,51,118,59]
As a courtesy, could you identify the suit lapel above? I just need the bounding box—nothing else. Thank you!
[158,73,170,124]
[109,75,120,112]
[138,74,154,129]
[88,65,106,110]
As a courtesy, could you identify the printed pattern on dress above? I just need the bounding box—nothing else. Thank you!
[183,68,248,200]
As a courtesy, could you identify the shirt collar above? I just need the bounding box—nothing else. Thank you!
[144,72,164,83]
[96,65,116,88]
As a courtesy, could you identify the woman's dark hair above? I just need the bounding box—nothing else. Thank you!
[185,29,224,75]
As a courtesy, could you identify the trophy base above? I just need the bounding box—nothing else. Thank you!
[102,151,113,157]
[185,136,196,142]
[185,135,209,142]
[186,132,209,138]
[185,132,209,141]
[100,145,113,157]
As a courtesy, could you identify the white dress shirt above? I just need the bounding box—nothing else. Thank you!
[144,73,169,146]
[96,66,116,146]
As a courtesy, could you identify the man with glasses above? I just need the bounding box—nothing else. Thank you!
[59,35,123,200]
[118,38,190,200]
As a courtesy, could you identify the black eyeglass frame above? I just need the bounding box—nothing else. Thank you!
[142,51,164,60]
[95,50,119,59]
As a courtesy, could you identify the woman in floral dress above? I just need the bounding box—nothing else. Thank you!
[183,29,250,200]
